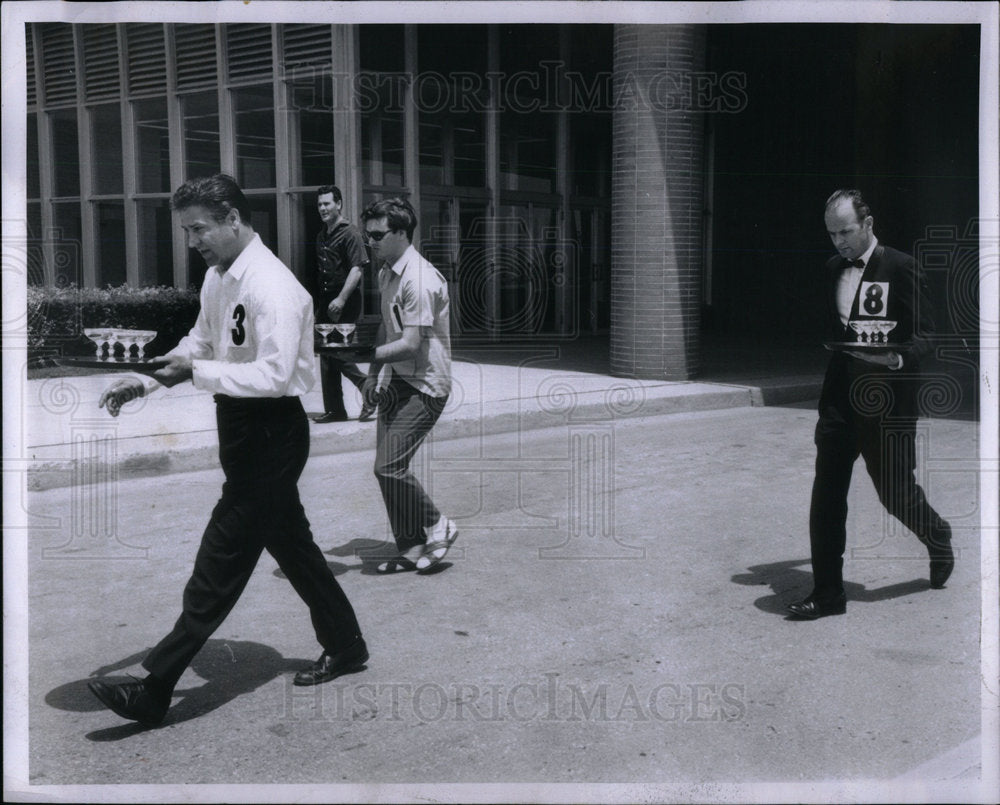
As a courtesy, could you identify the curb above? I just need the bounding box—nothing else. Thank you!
[26,378,823,491]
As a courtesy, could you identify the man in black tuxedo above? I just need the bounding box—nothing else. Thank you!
[788,189,954,619]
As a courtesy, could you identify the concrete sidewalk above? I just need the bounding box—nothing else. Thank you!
[21,337,828,490]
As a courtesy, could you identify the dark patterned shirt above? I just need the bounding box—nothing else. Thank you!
[315,217,369,296]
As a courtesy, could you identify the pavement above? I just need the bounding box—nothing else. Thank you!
[20,334,830,491]
[9,334,994,802]
[13,402,991,801]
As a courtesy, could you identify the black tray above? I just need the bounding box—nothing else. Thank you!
[824,342,908,353]
[56,356,168,374]
[315,342,373,355]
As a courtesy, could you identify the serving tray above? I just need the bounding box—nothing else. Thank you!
[55,356,168,374]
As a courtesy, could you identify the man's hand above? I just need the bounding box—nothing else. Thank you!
[151,354,193,387]
[98,378,146,417]
[326,298,344,322]
[361,376,381,408]
[845,349,902,369]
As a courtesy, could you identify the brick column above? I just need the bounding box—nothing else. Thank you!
[611,25,706,379]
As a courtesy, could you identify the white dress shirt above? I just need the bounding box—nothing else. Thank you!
[835,237,879,327]
[167,234,317,397]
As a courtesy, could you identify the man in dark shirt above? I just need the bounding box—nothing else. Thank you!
[313,185,374,423]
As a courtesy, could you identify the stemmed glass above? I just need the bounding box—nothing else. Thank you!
[315,324,337,345]
[124,330,157,361]
[850,319,897,344]
[334,323,356,346]
[869,320,897,344]
[83,328,115,359]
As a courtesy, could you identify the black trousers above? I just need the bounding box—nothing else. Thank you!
[143,395,362,689]
[317,290,364,416]
[320,357,366,417]
[808,408,951,599]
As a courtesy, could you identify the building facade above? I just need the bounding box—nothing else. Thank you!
[24,21,981,381]
[25,23,615,347]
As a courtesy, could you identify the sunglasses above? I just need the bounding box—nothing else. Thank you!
[364,229,393,243]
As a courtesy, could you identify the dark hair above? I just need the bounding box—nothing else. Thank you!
[825,189,872,222]
[171,174,252,225]
[317,185,343,204]
[361,197,417,241]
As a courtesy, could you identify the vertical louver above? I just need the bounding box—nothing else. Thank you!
[26,24,37,108]
[175,24,218,89]
[126,23,167,95]
[282,24,332,73]
[40,23,76,104]
[84,25,121,101]
[226,24,274,81]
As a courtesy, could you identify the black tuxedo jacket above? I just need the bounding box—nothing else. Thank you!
[818,243,936,421]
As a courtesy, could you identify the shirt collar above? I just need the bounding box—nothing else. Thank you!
[217,233,262,281]
[324,217,348,237]
[387,244,418,277]
[857,236,878,268]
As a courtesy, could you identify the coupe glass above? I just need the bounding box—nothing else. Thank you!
[123,330,157,361]
[315,324,337,344]
[334,323,356,345]
[83,327,114,359]
[869,320,897,344]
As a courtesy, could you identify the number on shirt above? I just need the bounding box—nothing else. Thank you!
[232,304,247,345]
[860,281,889,317]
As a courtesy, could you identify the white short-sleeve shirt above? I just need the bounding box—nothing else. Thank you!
[378,244,452,398]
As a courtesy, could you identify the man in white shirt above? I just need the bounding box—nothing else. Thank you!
[355,197,458,574]
[88,175,367,727]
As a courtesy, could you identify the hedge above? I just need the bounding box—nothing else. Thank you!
[27,284,201,362]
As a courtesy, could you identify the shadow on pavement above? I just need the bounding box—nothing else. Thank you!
[270,538,388,581]
[47,639,319,740]
[733,559,934,616]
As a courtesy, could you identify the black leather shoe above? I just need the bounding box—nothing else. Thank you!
[787,594,847,620]
[313,412,349,424]
[358,404,376,423]
[88,678,169,726]
[930,542,955,589]
[293,638,369,686]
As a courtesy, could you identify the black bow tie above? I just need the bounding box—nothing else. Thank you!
[845,258,865,268]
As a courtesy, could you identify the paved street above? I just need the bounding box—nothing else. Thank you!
[14,403,987,801]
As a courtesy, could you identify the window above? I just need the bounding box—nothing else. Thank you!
[288,74,336,189]
[134,97,171,193]
[96,201,127,286]
[233,85,276,188]
[28,114,40,200]
[136,199,174,287]
[182,91,220,179]
[360,25,405,190]
[499,25,559,194]
[417,26,488,190]
[51,201,83,286]
[50,108,81,198]
[91,103,124,195]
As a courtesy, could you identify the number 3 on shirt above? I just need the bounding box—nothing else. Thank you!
[231,304,247,345]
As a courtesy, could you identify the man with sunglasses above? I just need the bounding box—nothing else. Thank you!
[354,197,458,574]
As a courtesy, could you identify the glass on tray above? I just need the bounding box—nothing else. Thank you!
[849,319,897,344]
[315,324,337,344]
[83,328,157,361]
